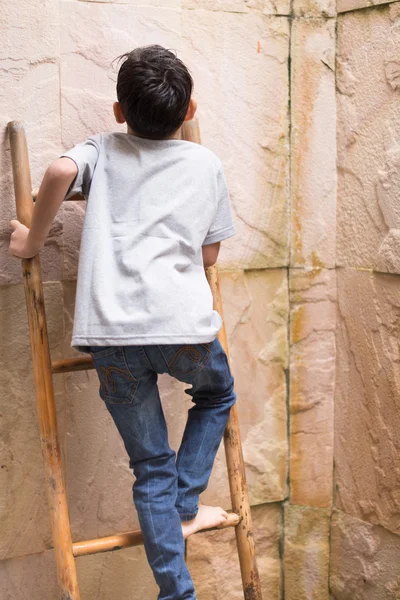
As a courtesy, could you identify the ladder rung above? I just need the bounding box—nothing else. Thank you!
[72,512,240,558]
[73,529,143,557]
[32,188,85,202]
[52,356,94,374]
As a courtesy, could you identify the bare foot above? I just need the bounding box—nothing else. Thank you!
[182,505,229,539]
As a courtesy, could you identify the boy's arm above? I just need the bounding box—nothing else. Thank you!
[9,157,78,259]
[202,242,220,268]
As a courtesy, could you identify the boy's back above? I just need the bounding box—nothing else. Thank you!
[62,132,234,349]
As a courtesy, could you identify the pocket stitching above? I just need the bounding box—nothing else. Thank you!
[167,344,212,377]
[92,351,138,405]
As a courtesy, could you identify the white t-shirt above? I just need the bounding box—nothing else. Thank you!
[62,132,235,350]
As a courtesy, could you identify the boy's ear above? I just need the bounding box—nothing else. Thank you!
[113,102,126,124]
[184,97,197,122]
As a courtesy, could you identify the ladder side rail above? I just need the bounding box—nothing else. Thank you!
[10,118,261,600]
[8,121,80,600]
[182,121,263,600]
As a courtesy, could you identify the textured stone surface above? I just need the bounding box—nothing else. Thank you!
[330,510,400,600]
[185,0,249,9]
[60,1,182,150]
[0,215,63,286]
[62,201,86,281]
[202,269,289,507]
[337,0,393,14]
[182,11,290,269]
[183,0,291,15]
[337,6,400,270]
[293,0,335,18]
[334,269,400,535]
[0,0,59,64]
[284,504,330,600]
[76,546,158,600]
[187,503,282,599]
[84,0,180,5]
[291,18,336,268]
[0,283,65,560]
[0,0,62,286]
[0,544,158,600]
[289,268,335,508]
[0,70,62,285]
[0,550,59,600]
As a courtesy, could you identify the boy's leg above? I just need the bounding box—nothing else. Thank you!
[156,339,236,530]
[89,345,196,600]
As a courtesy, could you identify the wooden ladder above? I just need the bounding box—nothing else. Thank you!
[7,119,262,600]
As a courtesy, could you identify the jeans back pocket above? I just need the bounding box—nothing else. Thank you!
[159,343,212,378]
[90,347,138,405]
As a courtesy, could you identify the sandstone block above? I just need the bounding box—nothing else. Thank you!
[0,550,59,600]
[0,0,61,286]
[337,7,400,270]
[183,0,291,15]
[60,1,182,150]
[293,0,335,17]
[334,269,400,534]
[289,268,335,508]
[187,503,282,599]
[330,509,400,600]
[0,544,157,600]
[0,64,61,183]
[290,18,336,268]
[0,283,65,560]
[83,0,179,4]
[0,214,63,287]
[202,269,289,507]
[374,229,400,275]
[284,504,330,600]
[76,545,158,600]
[0,0,59,63]
[0,62,62,285]
[337,0,392,14]
[182,11,290,269]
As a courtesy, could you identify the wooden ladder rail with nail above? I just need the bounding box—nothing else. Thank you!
[7,119,262,600]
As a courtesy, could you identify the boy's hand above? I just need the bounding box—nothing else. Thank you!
[9,220,38,259]
[8,157,78,261]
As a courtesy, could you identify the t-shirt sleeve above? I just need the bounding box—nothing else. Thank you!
[203,166,236,246]
[60,135,100,199]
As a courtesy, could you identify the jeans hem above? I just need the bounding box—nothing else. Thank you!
[178,511,198,522]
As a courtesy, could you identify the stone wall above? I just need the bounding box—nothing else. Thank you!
[286,0,336,596]
[0,1,290,598]
[331,1,400,598]
[0,0,399,598]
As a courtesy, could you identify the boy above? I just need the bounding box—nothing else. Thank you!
[9,45,236,600]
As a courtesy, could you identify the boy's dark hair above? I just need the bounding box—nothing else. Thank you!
[116,45,193,140]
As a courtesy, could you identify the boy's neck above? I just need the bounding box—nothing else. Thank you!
[127,125,181,141]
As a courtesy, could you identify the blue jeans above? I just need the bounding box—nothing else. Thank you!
[89,339,236,600]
